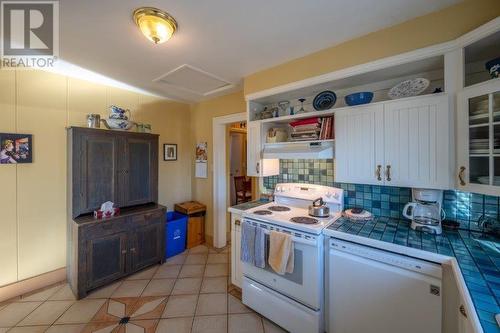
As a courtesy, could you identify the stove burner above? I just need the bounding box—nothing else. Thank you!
[290,216,319,224]
[268,206,291,212]
[253,210,273,215]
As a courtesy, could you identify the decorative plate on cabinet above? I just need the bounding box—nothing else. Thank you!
[313,90,337,111]
[388,78,430,99]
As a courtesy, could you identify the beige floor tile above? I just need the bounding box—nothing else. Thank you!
[262,318,287,333]
[171,278,202,295]
[204,264,228,277]
[185,254,208,265]
[0,301,41,327]
[196,293,227,316]
[111,280,148,298]
[201,277,227,294]
[8,326,49,333]
[228,294,253,314]
[18,301,74,326]
[155,317,193,333]
[86,281,122,299]
[179,265,205,278]
[55,299,106,324]
[141,279,176,297]
[46,324,87,333]
[192,315,227,333]
[154,265,182,279]
[49,284,77,301]
[189,245,209,254]
[207,253,229,264]
[229,313,264,333]
[161,295,198,318]
[128,266,159,280]
[165,253,187,265]
[18,284,63,302]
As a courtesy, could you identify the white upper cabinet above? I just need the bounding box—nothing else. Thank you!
[384,95,451,189]
[335,104,383,185]
[456,79,500,195]
[247,121,262,177]
[335,94,452,189]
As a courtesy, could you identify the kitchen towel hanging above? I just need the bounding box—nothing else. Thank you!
[254,226,266,268]
[268,231,294,275]
[240,221,256,264]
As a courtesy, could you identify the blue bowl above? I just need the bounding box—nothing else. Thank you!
[345,92,374,106]
[485,57,500,78]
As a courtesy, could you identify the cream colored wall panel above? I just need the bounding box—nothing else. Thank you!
[67,77,107,127]
[135,97,192,210]
[0,70,18,286]
[16,71,67,279]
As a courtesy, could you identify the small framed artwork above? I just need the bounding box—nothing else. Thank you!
[0,133,33,164]
[164,144,177,161]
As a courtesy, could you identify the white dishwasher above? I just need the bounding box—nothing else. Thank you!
[327,238,442,333]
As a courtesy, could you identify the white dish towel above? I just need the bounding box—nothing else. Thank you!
[268,231,294,275]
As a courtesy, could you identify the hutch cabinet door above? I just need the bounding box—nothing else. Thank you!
[86,232,127,290]
[72,130,120,218]
[383,94,450,189]
[119,136,158,207]
[457,80,500,195]
[335,104,384,185]
[130,221,164,272]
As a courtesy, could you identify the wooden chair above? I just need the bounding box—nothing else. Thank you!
[234,176,252,204]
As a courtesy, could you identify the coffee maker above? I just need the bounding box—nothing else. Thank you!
[403,188,445,234]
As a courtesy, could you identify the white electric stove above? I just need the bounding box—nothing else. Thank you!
[243,183,344,235]
[241,183,344,333]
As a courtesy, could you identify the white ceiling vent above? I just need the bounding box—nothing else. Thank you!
[154,64,233,96]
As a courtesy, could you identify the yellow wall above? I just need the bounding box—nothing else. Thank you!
[0,70,191,287]
[190,91,246,241]
[244,0,500,95]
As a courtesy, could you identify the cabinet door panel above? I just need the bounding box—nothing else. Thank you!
[87,232,127,290]
[247,121,261,177]
[131,221,163,272]
[120,136,158,206]
[335,104,384,185]
[74,132,119,217]
[384,95,450,189]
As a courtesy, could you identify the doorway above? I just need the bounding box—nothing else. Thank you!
[228,122,250,206]
[212,112,246,248]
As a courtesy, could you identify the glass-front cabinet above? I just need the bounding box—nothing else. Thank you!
[457,79,500,194]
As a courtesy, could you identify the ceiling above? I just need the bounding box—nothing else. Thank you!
[59,0,459,102]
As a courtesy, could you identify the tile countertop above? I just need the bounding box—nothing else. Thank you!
[228,199,270,214]
[323,217,500,333]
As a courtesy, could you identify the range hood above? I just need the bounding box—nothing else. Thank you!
[262,141,334,159]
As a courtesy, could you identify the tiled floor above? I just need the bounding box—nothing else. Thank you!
[0,244,287,333]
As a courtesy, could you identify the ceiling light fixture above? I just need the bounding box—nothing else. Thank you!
[133,7,178,44]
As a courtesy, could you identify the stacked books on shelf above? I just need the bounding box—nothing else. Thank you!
[289,116,334,141]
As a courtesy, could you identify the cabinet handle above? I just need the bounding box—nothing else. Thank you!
[386,165,391,182]
[459,305,467,318]
[130,248,136,253]
[235,219,241,226]
[376,165,382,181]
[256,162,260,174]
[121,250,127,254]
[459,166,466,186]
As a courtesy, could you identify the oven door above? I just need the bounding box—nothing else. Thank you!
[241,218,323,310]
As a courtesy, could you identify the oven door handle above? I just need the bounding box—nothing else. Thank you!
[261,229,318,246]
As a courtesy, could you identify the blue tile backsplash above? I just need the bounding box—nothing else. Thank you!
[263,159,500,232]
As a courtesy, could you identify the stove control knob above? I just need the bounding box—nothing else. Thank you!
[326,192,332,198]
[276,186,282,192]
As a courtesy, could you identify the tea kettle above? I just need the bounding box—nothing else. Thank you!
[308,198,330,218]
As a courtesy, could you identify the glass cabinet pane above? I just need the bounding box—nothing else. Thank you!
[469,125,489,155]
[469,95,489,125]
[470,156,489,185]
[494,92,500,122]
[495,157,500,186]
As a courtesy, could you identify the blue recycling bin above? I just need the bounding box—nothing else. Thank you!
[165,211,188,259]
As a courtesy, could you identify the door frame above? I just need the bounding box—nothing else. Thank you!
[212,112,247,248]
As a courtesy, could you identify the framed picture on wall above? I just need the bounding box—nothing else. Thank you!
[0,133,33,164]
[164,144,177,161]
